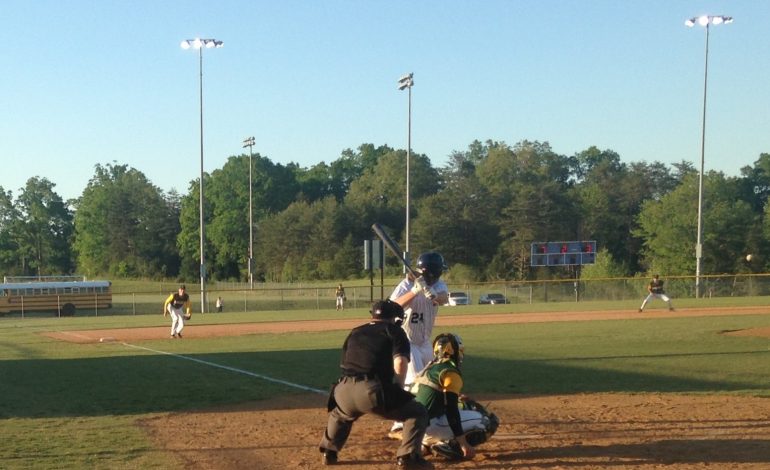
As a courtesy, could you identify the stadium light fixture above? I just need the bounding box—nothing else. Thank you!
[181,37,223,312]
[685,16,731,298]
[242,136,256,289]
[397,73,414,268]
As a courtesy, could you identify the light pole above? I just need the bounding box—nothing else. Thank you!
[242,136,255,289]
[181,37,223,313]
[398,73,414,268]
[685,15,732,298]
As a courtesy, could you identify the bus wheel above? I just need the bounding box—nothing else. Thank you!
[61,303,76,316]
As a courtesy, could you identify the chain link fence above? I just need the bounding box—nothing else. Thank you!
[5,274,769,318]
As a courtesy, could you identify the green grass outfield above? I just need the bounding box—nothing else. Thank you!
[0,300,768,469]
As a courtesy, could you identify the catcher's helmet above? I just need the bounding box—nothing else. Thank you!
[432,332,464,366]
[416,252,447,284]
[370,299,405,325]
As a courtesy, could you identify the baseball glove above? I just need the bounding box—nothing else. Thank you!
[184,313,192,320]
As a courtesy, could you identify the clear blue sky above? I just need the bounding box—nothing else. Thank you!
[2,1,768,202]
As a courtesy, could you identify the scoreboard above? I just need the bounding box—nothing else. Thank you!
[531,241,596,266]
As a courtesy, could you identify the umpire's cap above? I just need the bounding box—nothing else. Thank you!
[370,299,405,324]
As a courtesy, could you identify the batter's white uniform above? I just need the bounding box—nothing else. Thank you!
[390,276,448,385]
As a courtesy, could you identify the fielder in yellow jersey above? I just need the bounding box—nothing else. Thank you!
[163,284,192,338]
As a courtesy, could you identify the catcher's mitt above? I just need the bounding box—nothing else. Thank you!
[184,313,192,320]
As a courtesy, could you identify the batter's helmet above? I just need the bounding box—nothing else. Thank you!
[370,299,405,325]
[416,252,447,284]
[432,332,464,366]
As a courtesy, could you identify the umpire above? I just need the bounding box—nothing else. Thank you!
[320,299,432,469]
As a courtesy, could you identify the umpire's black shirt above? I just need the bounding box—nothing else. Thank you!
[340,320,410,384]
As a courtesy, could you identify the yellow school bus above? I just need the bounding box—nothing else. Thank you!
[0,276,112,316]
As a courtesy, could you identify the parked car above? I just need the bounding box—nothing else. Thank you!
[446,291,471,306]
[479,293,508,304]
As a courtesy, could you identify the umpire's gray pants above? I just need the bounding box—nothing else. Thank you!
[320,376,428,458]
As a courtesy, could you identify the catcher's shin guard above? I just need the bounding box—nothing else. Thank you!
[464,412,500,447]
[464,429,488,447]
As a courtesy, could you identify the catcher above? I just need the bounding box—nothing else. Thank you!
[409,333,499,460]
[163,284,192,339]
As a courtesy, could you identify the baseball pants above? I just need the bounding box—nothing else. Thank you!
[321,376,428,458]
[167,304,186,336]
[422,409,488,445]
[406,341,433,386]
[640,293,673,310]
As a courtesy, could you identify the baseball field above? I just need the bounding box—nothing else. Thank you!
[1,300,769,469]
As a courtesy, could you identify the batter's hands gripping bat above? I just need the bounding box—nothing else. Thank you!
[371,223,419,278]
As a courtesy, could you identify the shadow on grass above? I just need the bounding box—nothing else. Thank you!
[1,345,768,418]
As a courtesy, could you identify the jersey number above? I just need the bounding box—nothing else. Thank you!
[410,312,424,324]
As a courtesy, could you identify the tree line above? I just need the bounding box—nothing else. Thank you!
[2,140,769,283]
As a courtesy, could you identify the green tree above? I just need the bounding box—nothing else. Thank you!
[636,171,754,276]
[15,178,73,276]
[73,164,179,278]
[178,154,299,281]
[254,197,354,281]
[0,187,21,274]
[572,148,680,274]
[475,140,576,279]
[411,175,498,272]
[345,148,440,246]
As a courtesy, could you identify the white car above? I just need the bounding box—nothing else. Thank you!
[446,291,471,306]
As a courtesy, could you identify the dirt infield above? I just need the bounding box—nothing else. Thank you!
[49,307,770,468]
[139,393,770,470]
[43,305,770,343]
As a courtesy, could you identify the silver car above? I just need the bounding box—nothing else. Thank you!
[479,293,508,304]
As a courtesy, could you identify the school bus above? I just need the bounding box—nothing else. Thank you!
[0,276,112,316]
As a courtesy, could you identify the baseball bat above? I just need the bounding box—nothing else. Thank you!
[371,223,418,277]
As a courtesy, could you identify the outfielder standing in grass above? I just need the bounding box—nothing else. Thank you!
[163,284,192,338]
[638,274,674,312]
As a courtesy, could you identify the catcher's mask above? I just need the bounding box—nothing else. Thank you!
[370,299,405,325]
[432,332,464,366]
[416,252,447,285]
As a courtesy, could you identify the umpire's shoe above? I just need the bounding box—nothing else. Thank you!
[396,452,433,469]
[321,449,337,465]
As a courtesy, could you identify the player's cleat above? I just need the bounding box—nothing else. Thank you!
[388,422,404,440]
[637,309,643,313]
[177,332,183,338]
[321,449,338,465]
[669,308,675,312]
[171,334,177,338]
[396,452,433,469]
[430,441,463,460]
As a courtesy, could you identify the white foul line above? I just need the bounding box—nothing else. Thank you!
[122,342,326,395]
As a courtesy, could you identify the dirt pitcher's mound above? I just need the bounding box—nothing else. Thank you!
[140,392,770,470]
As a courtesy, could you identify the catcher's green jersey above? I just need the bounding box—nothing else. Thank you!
[414,360,463,419]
